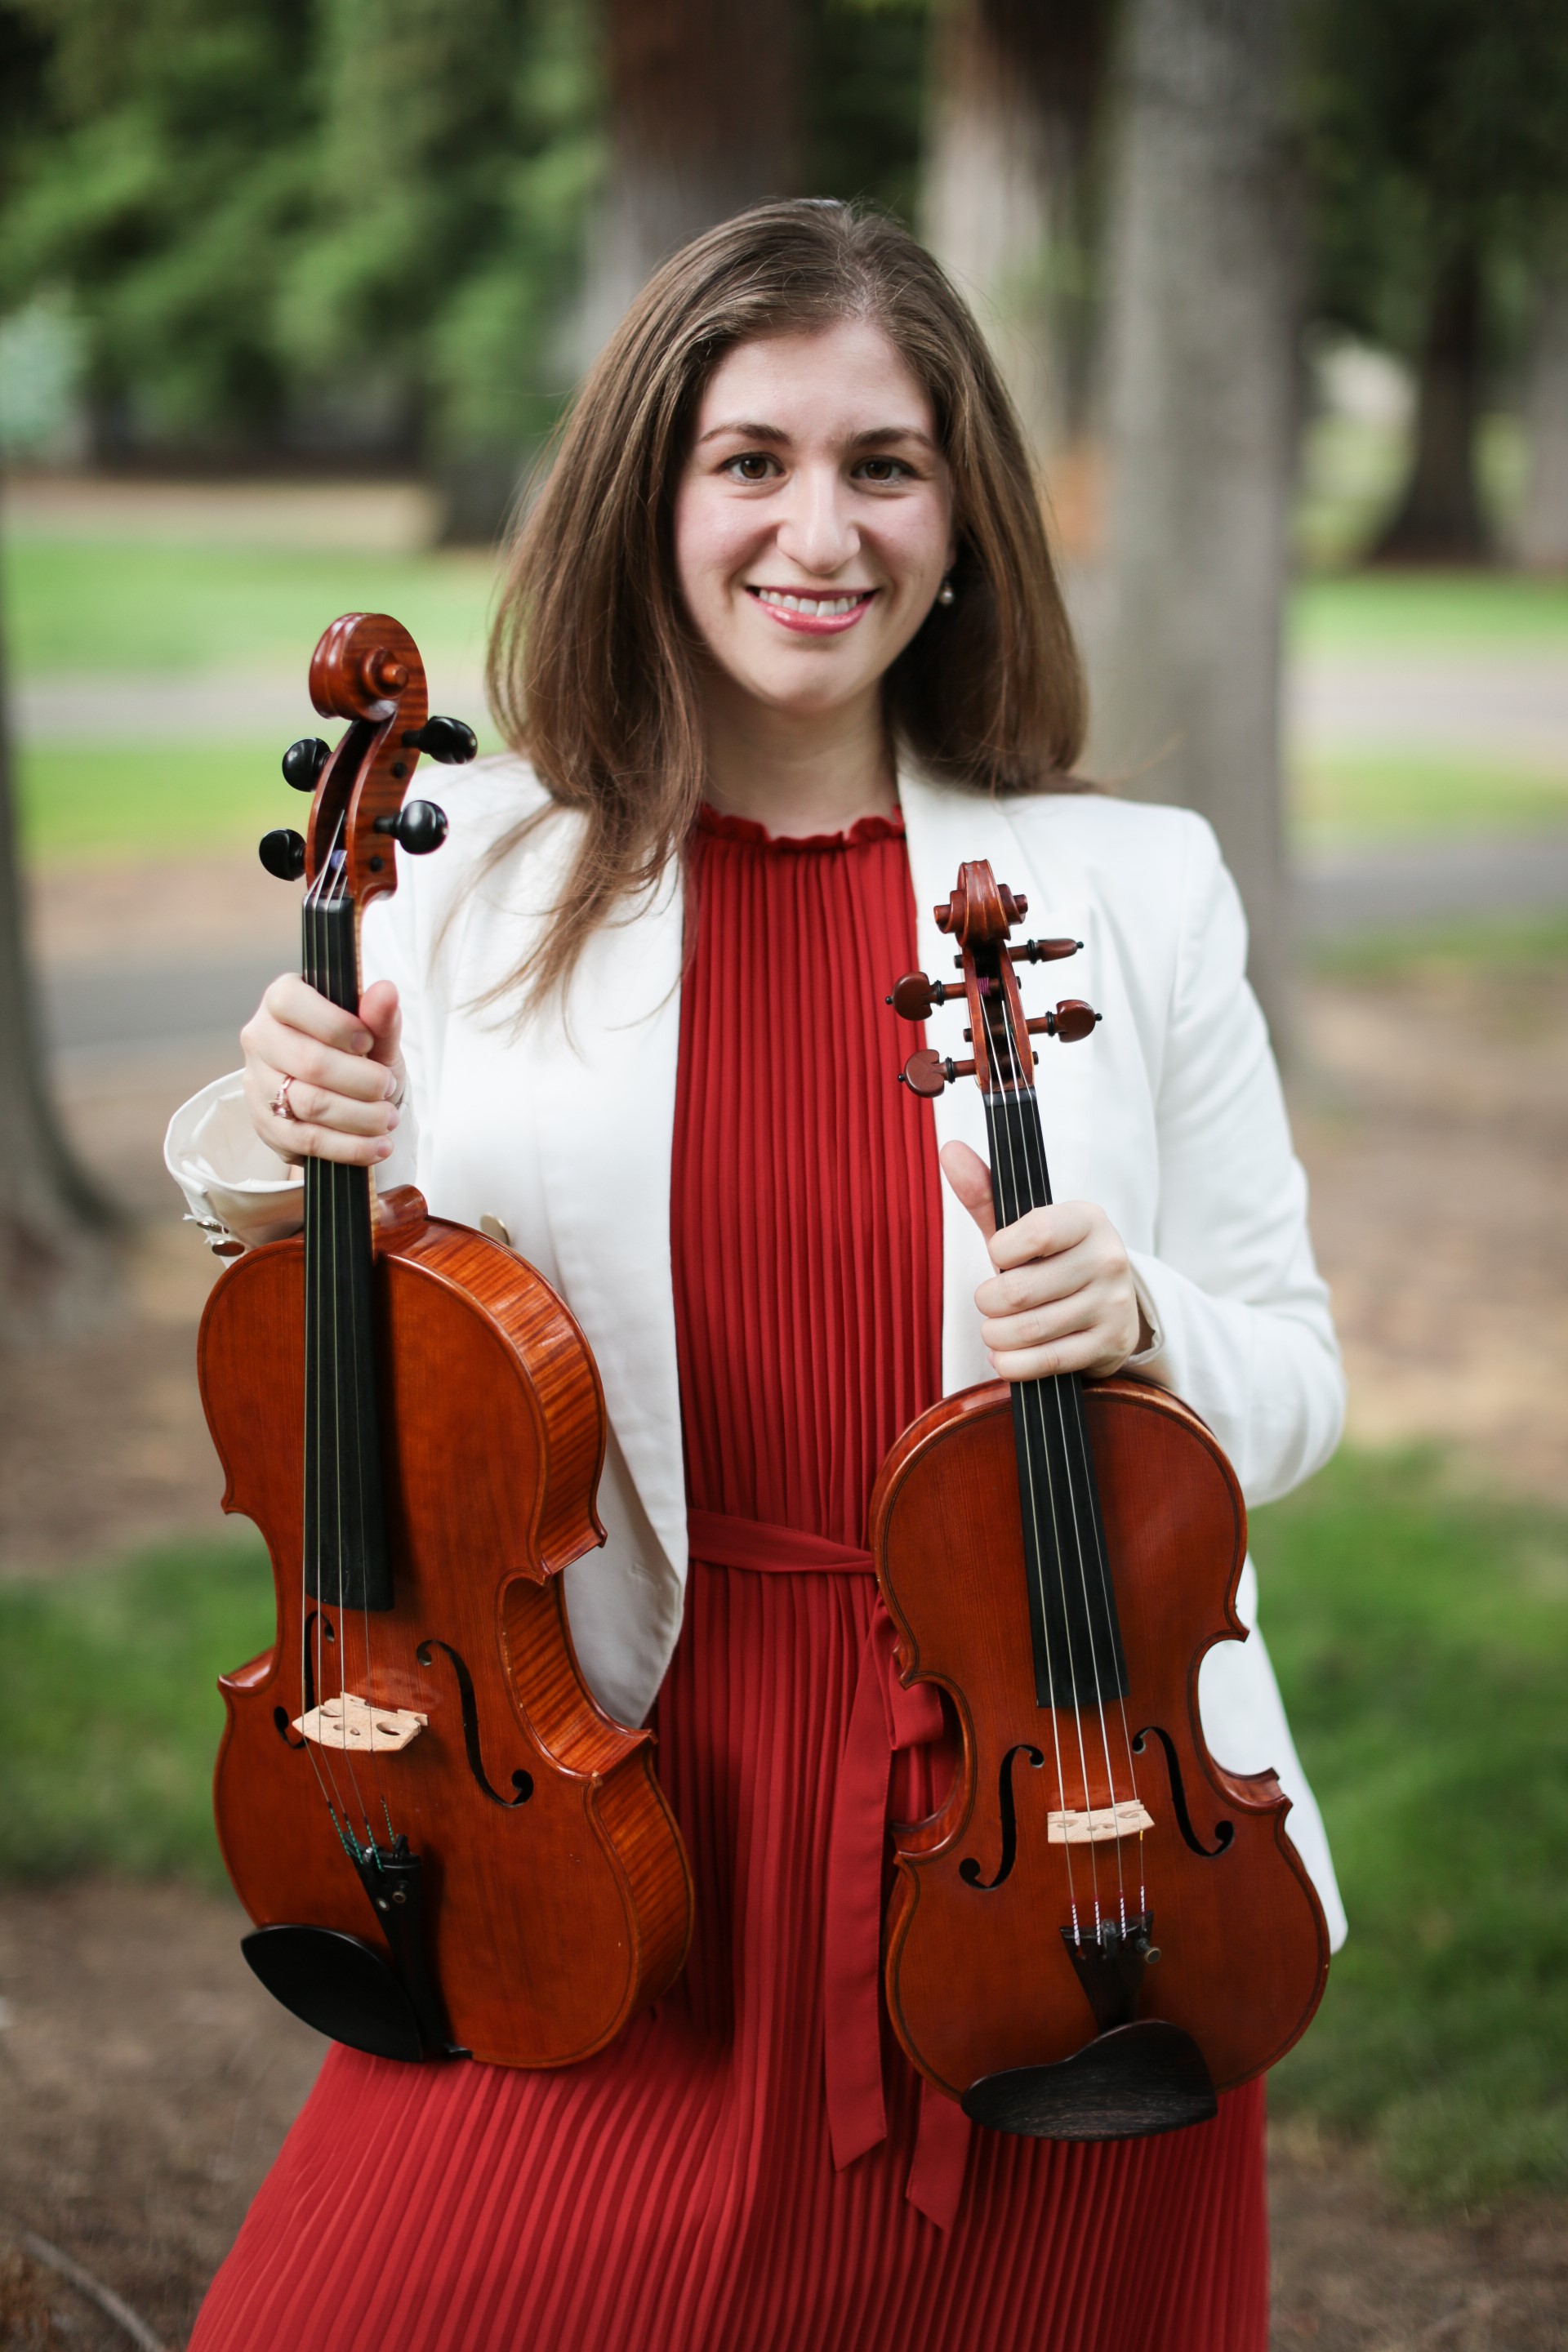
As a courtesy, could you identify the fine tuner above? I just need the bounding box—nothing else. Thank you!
[261,712,477,883]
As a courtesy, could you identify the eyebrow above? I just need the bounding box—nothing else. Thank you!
[695,419,938,452]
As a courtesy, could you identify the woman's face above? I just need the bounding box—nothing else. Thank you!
[672,319,956,724]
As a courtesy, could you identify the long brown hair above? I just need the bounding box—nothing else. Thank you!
[484,198,1086,1007]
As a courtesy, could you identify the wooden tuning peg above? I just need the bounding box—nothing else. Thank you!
[1010,937,1082,965]
[884,970,958,1020]
[899,1048,978,1097]
[1024,999,1100,1043]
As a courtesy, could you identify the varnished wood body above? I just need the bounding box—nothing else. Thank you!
[872,1376,1330,2102]
[199,1193,693,2069]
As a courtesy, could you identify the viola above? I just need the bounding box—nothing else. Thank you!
[199,612,692,2068]
[872,858,1328,2138]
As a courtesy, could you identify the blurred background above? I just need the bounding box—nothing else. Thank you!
[0,1,1564,2345]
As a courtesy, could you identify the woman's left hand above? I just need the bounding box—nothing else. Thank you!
[941,1141,1151,1381]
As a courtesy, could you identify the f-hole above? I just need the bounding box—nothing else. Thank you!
[417,1639,534,1808]
[1133,1725,1234,1858]
[960,1744,1045,1891]
[274,1610,333,1748]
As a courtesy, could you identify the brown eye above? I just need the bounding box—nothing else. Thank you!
[856,457,912,485]
[727,452,777,482]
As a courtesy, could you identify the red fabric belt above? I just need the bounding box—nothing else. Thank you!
[684,1508,971,2232]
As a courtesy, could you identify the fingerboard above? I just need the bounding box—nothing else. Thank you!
[983,1089,1128,1711]
[301,884,390,1612]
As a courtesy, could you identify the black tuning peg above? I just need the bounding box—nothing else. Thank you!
[373,800,448,856]
[401,715,478,765]
[282,737,331,792]
[259,827,306,881]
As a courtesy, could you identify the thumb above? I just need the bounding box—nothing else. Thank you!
[939,1139,996,1245]
[358,979,403,1070]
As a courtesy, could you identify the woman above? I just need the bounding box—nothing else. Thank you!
[169,200,1345,2351]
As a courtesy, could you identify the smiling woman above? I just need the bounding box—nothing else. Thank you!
[174,199,1343,2352]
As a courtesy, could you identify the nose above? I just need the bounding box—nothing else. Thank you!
[773,461,858,578]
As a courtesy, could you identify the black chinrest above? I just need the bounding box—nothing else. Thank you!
[241,1923,425,2062]
[961,2019,1218,2140]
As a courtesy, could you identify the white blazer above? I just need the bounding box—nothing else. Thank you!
[167,757,1348,1948]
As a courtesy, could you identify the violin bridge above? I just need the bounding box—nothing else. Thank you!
[1048,1799,1155,1846]
[292,1691,428,1755]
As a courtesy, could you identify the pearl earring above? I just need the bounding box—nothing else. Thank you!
[937,576,956,607]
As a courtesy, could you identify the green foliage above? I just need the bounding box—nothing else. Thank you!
[1305,0,1568,350]
[0,1533,274,1884]
[1295,751,1567,841]
[0,0,599,462]
[1257,1450,1568,2206]
[804,0,932,227]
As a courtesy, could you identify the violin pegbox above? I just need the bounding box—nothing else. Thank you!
[258,612,477,906]
[885,857,1098,1098]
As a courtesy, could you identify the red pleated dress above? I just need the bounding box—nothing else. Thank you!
[189,808,1268,2352]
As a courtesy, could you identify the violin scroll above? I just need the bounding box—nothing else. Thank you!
[258,613,477,907]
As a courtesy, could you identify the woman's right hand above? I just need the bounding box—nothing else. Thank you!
[240,976,405,1165]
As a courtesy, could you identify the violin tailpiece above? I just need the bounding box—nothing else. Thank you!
[1048,1799,1156,1846]
[292,1691,428,1755]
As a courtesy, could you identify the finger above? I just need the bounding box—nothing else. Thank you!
[988,1331,1106,1383]
[244,1058,400,1158]
[974,1240,1101,1320]
[359,980,403,1070]
[985,1199,1095,1273]
[243,1007,399,1104]
[939,1140,996,1243]
[273,1118,399,1168]
[979,1292,1103,1357]
[256,973,375,1054]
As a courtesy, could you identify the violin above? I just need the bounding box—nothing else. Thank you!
[872,859,1328,2138]
[199,612,692,2068]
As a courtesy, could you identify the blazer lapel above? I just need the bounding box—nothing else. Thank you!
[530,862,690,1584]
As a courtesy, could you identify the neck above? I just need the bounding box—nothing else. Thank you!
[698,674,898,838]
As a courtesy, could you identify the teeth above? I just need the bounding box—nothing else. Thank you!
[755,589,865,617]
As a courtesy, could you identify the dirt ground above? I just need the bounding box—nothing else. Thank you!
[2,861,1566,2346]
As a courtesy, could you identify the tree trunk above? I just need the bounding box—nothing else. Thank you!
[0,492,118,1342]
[574,0,800,364]
[1517,261,1568,574]
[1086,0,1302,1051]
[1372,240,1489,564]
[921,0,1109,473]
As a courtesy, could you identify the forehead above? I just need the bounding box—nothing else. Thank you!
[693,318,937,443]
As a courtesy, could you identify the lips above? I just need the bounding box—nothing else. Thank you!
[746,586,877,636]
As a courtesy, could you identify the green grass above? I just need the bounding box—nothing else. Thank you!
[1308,908,1568,978]
[1293,569,1568,657]
[1294,747,1568,841]
[17,740,295,861]
[1255,1450,1568,2208]
[0,1532,274,1886]
[3,532,496,677]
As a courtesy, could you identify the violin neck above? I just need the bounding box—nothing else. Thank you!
[301,889,391,1613]
[983,1089,1129,1712]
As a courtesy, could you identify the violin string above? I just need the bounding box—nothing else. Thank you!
[323,813,381,1852]
[1066,1368,1147,1917]
[301,817,353,1845]
[987,968,1104,1937]
[981,965,1094,1939]
[1009,1061,1129,1934]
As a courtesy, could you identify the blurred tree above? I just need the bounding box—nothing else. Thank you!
[0,501,114,1337]
[574,0,800,363]
[1089,0,1302,1048]
[1517,248,1568,572]
[1307,0,1568,564]
[0,12,117,1330]
[921,0,1111,470]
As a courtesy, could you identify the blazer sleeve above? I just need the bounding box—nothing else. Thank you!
[1125,817,1344,1506]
